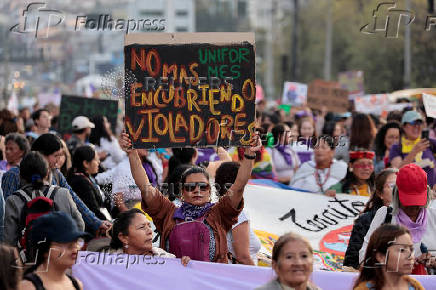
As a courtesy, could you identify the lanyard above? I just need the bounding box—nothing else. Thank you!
[314,166,332,192]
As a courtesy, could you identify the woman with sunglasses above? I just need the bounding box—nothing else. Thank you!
[359,164,436,275]
[354,224,424,290]
[343,168,397,270]
[119,132,261,263]
[390,110,436,187]
[325,150,376,197]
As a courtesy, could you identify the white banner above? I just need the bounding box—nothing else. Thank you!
[354,94,389,115]
[423,93,436,118]
[282,82,307,105]
[243,185,368,257]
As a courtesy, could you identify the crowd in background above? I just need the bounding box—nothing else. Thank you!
[0,97,436,289]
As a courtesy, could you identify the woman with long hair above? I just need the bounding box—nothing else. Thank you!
[67,145,111,225]
[343,168,397,269]
[326,150,376,197]
[374,122,400,173]
[353,224,424,290]
[291,117,316,164]
[349,113,377,151]
[0,244,22,290]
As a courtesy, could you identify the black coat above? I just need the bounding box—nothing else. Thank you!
[343,206,379,269]
[67,173,108,224]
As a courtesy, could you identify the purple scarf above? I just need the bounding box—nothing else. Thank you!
[396,208,428,243]
[276,146,293,166]
[173,202,214,220]
[142,162,157,187]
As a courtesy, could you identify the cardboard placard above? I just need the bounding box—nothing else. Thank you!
[338,70,364,100]
[58,95,119,136]
[307,80,349,113]
[282,82,307,106]
[124,33,256,148]
[423,93,436,118]
[354,94,389,115]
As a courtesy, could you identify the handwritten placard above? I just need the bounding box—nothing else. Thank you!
[307,80,349,113]
[124,33,256,148]
[423,93,436,118]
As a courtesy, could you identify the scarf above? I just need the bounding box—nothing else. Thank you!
[401,136,423,162]
[276,145,293,166]
[173,202,214,220]
[396,208,428,243]
[142,162,157,187]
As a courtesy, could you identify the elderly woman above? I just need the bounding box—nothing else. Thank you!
[359,164,436,274]
[255,232,320,290]
[120,132,261,263]
[343,168,397,269]
[325,150,376,197]
[0,133,30,173]
[390,110,436,187]
[354,224,424,290]
[290,136,347,193]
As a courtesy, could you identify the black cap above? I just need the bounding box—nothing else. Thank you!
[29,211,90,244]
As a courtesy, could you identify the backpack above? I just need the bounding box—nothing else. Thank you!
[14,185,59,263]
[168,215,211,262]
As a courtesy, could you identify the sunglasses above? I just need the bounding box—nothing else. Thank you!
[183,182,211,192]
[407,120,423,126]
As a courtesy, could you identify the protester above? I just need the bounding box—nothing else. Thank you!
[255,232,320,290]
[0,133,30,174]
[390,110,436,187]
[59,139,72,177]
[26,109,52,141]
[353,224,424,290]
[0,109,19,135]
[0,189,4,241]
[290,136,347,193]
[215,162,261,265]
[4,151,84,246]
[326,150,375,196]
[374,122,400,173]
[20,212,86,290]
[1,133,108,236]
[108,208,189,265]
[291,117,316,164]
[266,124,300,184]
[67,145,111,224]
[119,132,261,263]
[0,244,22,290]
[89,115,125,170]
[359,164,436,274]
[343,168,397,269]
[162,164,193,205]
[66,116,95,154]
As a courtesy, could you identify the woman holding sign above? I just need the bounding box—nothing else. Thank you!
[119,132,261,263]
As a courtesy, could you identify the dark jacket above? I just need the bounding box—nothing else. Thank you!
[343,206,380,269]
[67,173,108,226]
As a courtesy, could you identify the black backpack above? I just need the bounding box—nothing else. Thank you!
[14,185,59,263]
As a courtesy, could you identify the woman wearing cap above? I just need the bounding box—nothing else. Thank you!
[119,132,261,263]
[19,211,87,290]
[390,110,436,187]
[343,168,397,270]
[354,224,424,290]
[359,164,436,274]
[325,150,376,197]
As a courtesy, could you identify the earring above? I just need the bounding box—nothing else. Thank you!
[349,168,353,172]
[124,243,129,249]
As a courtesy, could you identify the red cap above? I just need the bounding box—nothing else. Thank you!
[396,164,428,206]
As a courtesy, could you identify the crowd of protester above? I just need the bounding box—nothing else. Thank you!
[0,98,436,289]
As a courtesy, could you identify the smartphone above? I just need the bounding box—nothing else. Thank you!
[422,129,429,140]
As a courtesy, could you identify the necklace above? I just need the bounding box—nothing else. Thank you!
[314,165,332,192]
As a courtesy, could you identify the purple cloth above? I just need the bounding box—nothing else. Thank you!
[73,252,436,290]
[276,146,293,166]
[173,202,214,220]
[0,160,8,171]
[396,208,428,243]
[196,148,219,165]
[143,162,158,187]
[389,138,436,186]
[297,151,312,164]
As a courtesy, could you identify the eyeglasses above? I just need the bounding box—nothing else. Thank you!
[183,182,211,192]
[407,121,423,126]
[387,242,415,259]
[385,183,395,189]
